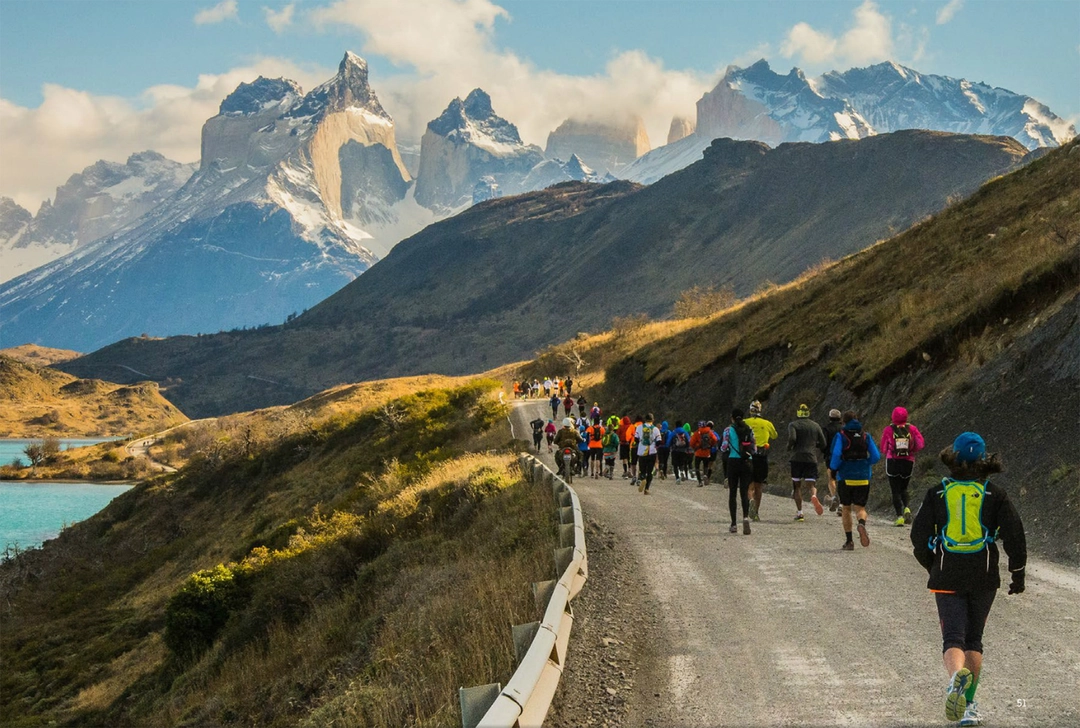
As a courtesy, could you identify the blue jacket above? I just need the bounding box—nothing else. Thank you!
[829,420,880,483]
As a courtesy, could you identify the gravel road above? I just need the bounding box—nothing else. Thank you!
[511,401,1080,727]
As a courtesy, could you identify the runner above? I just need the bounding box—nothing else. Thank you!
[586,419,605,478]
[529,417,544,452]
[544,419,557,452]
[590,402,602,426]
[669,423,694,483]
[563,394,574,418]
[602,423,619,479]
[822,408,845,516]
[830,411,880,550]
[565,376,574,396]
[787,404,828,521]
[577,395,588,419]
[627,415,644,485]
[577,421,591,476]
[552,418,581,477]
[549,393,560,420]
[910,432,1026,727]
[744,400,779,521]
[635,414,660,494]
[721,408,756,534]
[617,415,633,479]
[690,421,717,486]
[881,406,926,526]
[656,420,672,480]
[543,377,553,397]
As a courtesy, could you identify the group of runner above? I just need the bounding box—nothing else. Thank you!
[528,398,1027,728]
[513,376,575,400]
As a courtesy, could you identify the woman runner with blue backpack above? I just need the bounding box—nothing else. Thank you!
[910,432,1026,727]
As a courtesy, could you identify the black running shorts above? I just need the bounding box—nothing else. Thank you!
[751,454,769,482]
[619,443,631,459]
[790,460,818,480]
[837,480,869,507]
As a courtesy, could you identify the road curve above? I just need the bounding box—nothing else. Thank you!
[510,400,1080,727]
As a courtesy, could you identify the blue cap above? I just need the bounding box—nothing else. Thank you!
[953,432,986,463]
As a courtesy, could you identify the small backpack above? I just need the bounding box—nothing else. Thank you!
[641,425,653,447]
[674,430,690,449]
[892,424,911,458]
[841,427,869,461]
[939,479,993,553]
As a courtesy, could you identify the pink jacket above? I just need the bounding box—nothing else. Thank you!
[880,407,925,461]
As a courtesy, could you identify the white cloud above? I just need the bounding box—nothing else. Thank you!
[264,4,295,33]
[781,0,894,67]
[194,0,239,25]
[0,59,331,211]
[306,0,715,151]
[936,0,964,25]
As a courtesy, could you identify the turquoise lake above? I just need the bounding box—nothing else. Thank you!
[1,439,131,553]
[1,481,133,553]
[0,438,119,468]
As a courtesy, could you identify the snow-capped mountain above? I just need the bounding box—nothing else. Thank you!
[414,89,544,212]
[0,52,415,352]
[817,61,1076,149]
[0,152,195,283]
[621,59,1074,185]
[519,154,616,191]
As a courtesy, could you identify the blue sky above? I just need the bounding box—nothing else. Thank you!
[1,0,1078,208]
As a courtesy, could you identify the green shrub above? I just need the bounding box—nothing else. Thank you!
[164,564,246,661]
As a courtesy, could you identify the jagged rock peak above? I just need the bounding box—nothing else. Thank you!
[668,116,695,144]
[220,77,304,115]
[564,154,593,178]
[428,88,524,146]
[286,51,391,120]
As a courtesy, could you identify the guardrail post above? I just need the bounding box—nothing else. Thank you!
[558,505,573,524]
[554,546,574,576]
[460,683,502,728]
[551,479,564,502]
[532,580,556,613]
[559,523,575,548]
[558,490,572,508]
[512,622,541,663]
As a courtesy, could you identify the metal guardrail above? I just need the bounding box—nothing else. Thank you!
[459,454,589,728]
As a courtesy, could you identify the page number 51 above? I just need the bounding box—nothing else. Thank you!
[1016,699,1028,708]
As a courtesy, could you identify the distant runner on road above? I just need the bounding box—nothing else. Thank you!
[822,408,844,516]
[529,417,544,452]
[910,432,1027,728]
[721,408,756,535]
[744,400,778,521]
[830,411,880,550]
[635,414,660,495]
[788,404,828,521]
[881,406,926,527]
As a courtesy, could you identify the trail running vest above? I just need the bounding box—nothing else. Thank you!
[939,478,993,554]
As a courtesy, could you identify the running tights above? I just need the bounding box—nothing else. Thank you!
[727,459,752,524]
[936,590,996,654]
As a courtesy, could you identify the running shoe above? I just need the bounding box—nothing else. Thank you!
[729,523,738,533]
[895,516,906,527]
[959,700,982,726]
[794,513,805,522]
[675,477,681,484]
[638,480,645,494]
[696,479,704,488]
[748,501,758,520]
[643,488,650,495]
[829,495,839,512]
[945,668,973,721]
[904,507,913,525]
[811,494,824,516]
[743,518,751,535]
[842,541,854,551]
[858,522,870,547]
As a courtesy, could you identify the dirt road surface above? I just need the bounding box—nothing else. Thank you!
[511,401,1080,727]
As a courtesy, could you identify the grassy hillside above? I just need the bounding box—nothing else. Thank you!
[0,379,560,727]
[61,131,1028,417]
[0,355,187,439]
[514,140,1079,562]
[0,344,82,367]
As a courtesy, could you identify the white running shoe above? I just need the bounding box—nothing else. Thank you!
[959,700,982,726]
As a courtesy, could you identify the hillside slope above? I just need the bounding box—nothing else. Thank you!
[62,131,1028,417]
[0,381,557,727]
[0,355,187,438]
[581,139,1079,562]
